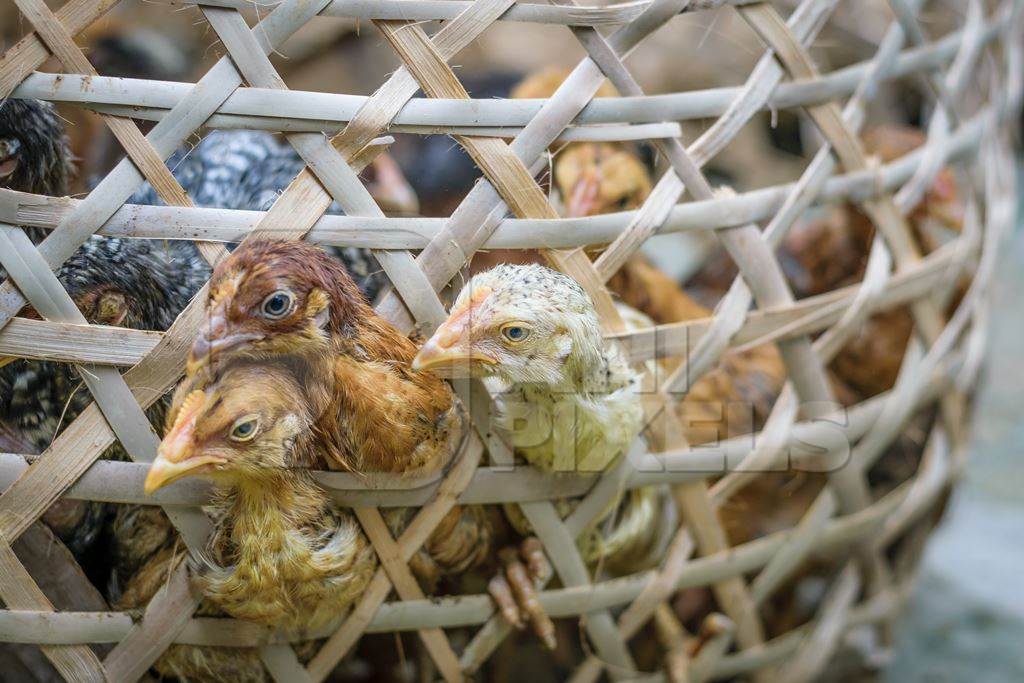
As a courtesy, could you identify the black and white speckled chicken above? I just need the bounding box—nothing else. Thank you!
[0,237,208,557]
[0,102,207,560]
[129,129,413,302]
[0,98,73,246]
[0,99,71,196]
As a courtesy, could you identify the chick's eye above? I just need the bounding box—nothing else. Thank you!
[261,290,294,319]
[229,417,259,442]
[615,197,631,210]
[501,324,530,343]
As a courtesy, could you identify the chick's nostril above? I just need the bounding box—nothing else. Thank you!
[208,313,228,337]
[189,335,212,363]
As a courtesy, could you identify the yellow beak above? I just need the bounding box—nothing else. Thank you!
[143,453,225,495]
[412,336,496,377]
[0,356,16,369]
[413,292,496,377]
[145,389,223,494]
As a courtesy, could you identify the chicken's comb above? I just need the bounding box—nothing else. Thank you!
[451,285,492,317]
[160,389,206,464]
[173,389,207,430]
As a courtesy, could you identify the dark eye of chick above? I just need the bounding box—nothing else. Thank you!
[229,417,259,442]
[502,325,529,342]
[614,197,631,211]
[261,290,294,319]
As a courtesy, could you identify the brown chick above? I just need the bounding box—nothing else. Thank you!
[517,67,651,223]
[118,361,375,681]
[188,238,489,587]
[473,68,704,328]
[689,126,962,302]
[191,238,462,474]
[687,125,963,399]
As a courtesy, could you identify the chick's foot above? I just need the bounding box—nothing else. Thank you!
[488,537,555,649]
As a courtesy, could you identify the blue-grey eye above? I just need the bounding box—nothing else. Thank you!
[261,290,293,319]
[229,416,259,442]
[501,324,530,342]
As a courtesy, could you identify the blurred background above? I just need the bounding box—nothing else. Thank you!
[884,180,1024,683]
[1,0,1020,679]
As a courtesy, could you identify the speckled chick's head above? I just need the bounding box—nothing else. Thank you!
[0,237,207,449]
[414,264,603,386]
[145,363,313,494]
[0,99,72,196]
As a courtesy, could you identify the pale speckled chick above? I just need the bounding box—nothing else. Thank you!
[414,264,671,648]
[415,263,643,474]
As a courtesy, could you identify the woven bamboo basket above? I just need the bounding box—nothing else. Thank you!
[0,0,1021,680]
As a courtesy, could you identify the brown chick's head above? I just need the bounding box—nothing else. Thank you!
[511,68,652,218]
[414,264,602,386]
[145,364,311,493]
[190,239,366,371]
[863,125,962,232]
[555,142,652,217]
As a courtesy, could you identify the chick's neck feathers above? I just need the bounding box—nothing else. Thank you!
[506,330,640,474]
[204,466,372,629]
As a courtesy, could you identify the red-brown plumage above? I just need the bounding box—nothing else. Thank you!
[196,240,364,366]
[185,238,488,594]
[194,239,462,474]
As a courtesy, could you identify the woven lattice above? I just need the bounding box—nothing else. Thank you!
[0,0,1021,680]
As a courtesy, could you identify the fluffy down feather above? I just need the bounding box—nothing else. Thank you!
[123,362,376,681]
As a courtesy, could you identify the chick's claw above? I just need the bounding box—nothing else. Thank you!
[519,536,549,580]
[488,538,556,650]
[488,572,523,629]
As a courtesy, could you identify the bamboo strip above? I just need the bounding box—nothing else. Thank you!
[0,537,107,681]
[0,109,988,251]
[774,563,860,682]
[11,24,996,132]
[0,0,121,97]
[306,432,483,680]
[353,508,463,683]
[161,0,756,24]
[103,562,196,682]
[0,364,955,510]
[0,474,939,644]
